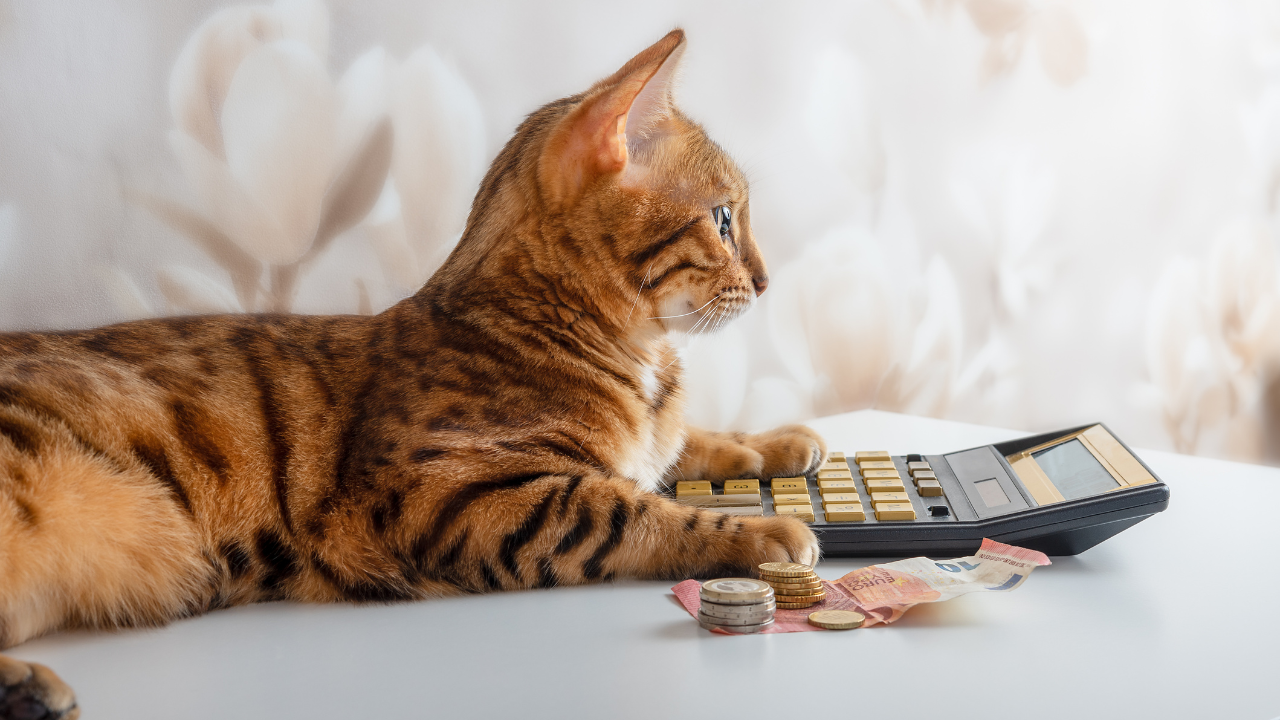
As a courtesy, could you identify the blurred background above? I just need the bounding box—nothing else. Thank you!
[2,0,1280,463]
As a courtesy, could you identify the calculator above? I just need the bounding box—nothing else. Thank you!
[673,423,1170,557]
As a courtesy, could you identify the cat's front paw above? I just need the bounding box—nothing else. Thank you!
[743,425,826,479]
[739,515,820,567]
[0,655,79,720]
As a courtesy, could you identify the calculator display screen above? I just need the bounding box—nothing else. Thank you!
[1033,439,1120,500]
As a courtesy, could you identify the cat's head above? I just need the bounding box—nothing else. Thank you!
[445,30,766,339]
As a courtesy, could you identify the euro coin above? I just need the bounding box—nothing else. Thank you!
[699,617,774,634]
[757,562,814,578]
[776,598,824,609]
[699,600,776,621]
[697,609,774,627]
[699,578,774,604]
[772,585,826,596]
[807,610,865,630]
[762,578,822,590]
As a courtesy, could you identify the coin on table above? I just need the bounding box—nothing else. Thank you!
[758,562,814,578]
[699,617,775,634]
[699,601,776,621]
[699,578,775,604]
[775,595,825,609]
[807,610,865,630]
[763,578,823,590]
[773,585,826,596]
[697,609,774,627]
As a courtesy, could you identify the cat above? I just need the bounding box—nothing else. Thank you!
[0,29,822,718]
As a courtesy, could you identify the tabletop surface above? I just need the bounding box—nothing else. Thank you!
[10,410,1280,720]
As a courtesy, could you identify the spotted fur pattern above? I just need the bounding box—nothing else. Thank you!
[0,31,823,716]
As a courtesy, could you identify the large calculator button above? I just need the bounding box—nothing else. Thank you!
[676,481,712,496]
[775,504,816,522]
[869,491,910,503]
[771,478,808,493]
[817,470,854,481]
[907,462,931,475]
[773,493,813,506]
[911,470,937,483]
[820,492,861,506]
[861,469,901,481]
[724,479,760,494]
[854,450,891,462]
[916,479,944,496]
[824,503,866,521]
[873,502,916,520]
[866,478,907,493]
[819,461,849,472]
[829,451,847,461]
[858,460,896,473]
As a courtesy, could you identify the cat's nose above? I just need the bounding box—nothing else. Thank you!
[752,274,769,296]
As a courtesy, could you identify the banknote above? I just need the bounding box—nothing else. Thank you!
[673,538,1051,634]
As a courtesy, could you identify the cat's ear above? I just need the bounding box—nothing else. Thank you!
[541,29,686,204]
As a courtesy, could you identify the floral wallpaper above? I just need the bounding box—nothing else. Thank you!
[2,0,1280,465]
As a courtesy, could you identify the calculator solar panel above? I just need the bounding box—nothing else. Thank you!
[672,423,1170,557]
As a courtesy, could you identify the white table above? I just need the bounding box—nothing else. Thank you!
[12,411,1280,719]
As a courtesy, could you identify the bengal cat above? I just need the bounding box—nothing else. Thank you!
[0,30,823,718]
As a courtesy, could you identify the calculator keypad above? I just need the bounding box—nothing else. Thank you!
[669,451,953,525]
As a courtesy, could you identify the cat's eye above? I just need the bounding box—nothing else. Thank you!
[713,206,732,239]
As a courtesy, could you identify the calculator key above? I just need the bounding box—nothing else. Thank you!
[907,462,931,475]
[928,505,950,517]
[873,502,916,520]
[854,451,891,462]
[724,479,760,494]
[829,451,847,461]
[675,494,762,507]
[865,478,907,493]
[820,492,861,506]
[820,461,849,472]
[911,470,937,483]
[715,506,765,516]
[775,504,816,522]
[818,478,858,491]
[817,470,854,480]
[773,493,813,506]
[861,469,901,481]
[858,460,896,473]
[824,503,866,522]
[771,478,808,493]
[869,491,909,503]
[916,479,944,496]
[676,481,712,496]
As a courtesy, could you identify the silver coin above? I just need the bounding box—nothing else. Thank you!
[698,609,774,627]
[698,616,775,634]
[699,578,774,605]
[698,600,776,620]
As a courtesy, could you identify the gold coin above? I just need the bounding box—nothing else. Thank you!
[699,578,774,604]
[757,573,819,586]
[759,572,819,584]
[757,562,814,578]
[773,586,826,596]
[776,598,825,609]
[807,610,865,630]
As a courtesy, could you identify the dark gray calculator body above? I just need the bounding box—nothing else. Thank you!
[811,423,1169,557]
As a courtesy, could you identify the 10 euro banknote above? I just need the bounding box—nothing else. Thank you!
[672,538,1052,634]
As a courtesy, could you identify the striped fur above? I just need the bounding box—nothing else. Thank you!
[0,30,823,716]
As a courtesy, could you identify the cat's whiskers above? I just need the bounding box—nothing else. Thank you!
[647,293,722,321]
[623,262,655,329]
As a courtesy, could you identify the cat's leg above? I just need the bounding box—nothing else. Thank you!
[409,471,818,591]
[0,655,78,719]
[665,425,826,484]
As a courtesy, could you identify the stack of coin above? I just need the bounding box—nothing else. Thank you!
[697,578,776,633]
[758,562,825,609]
